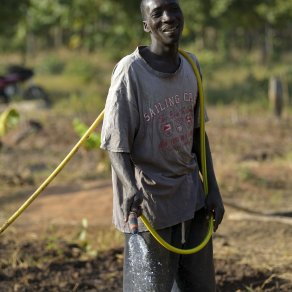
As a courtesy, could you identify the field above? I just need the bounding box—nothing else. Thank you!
[0,50,292,291]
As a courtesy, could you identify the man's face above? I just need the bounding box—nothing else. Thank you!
[143,0,184,46]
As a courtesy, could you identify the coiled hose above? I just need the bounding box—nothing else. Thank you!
[0,49,213,254]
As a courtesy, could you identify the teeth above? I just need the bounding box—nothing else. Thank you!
[163,25,179,32]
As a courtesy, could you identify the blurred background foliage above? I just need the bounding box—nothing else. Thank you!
[0,0,291,108]
[0,0,290,60]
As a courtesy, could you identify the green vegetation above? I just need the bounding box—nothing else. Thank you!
[0,108,20,137]
[0,0,291,110]
[15,49,289,113]
[73,118,101,150]
[0,0,291,61]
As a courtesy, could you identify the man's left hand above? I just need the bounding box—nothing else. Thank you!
[205,189,225,232]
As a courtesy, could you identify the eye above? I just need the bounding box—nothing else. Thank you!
[151,9,162,18]
[151,12,162,18]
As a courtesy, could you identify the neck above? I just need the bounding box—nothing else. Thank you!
[149,41,179,63]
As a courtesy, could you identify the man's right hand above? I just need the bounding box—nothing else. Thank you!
[123,189,143,222]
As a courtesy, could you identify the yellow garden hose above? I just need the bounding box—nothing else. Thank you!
[178,49,208,194]
[0,110,105,235]
[141,214,213,255]
[0,49,213,254]
[139,49,213,254]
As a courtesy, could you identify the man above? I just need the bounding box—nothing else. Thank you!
[101,0,225,291]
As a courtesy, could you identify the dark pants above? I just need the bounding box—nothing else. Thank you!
[123,208,216,292]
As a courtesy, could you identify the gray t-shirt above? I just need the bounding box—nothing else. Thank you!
[101,46,207,233]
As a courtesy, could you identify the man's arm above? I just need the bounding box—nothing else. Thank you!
[193,128,225,231]
[108,151,143,222]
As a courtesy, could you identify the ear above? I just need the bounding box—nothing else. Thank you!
[143,21,151,33]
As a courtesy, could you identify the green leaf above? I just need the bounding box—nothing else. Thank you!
[0,108,20,137]
[73,118,101,150]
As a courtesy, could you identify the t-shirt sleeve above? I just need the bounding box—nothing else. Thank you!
[100,62,139,153]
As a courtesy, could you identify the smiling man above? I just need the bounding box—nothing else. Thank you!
[101,0,224,291]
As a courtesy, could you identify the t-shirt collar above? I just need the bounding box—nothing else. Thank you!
[135,46,183,78]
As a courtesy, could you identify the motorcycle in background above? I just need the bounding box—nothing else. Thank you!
[0,65,50,106]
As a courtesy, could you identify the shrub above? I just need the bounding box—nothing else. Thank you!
[64,59,96,82]
[38,54,65,75]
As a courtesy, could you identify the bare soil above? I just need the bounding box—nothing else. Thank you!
[0,104,291,291]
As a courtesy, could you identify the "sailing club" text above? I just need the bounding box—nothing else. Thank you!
[143,92,196,122]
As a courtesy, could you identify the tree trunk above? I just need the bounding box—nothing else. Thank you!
[262,23,274,64]
[53,26,63,49]
[269,77,283,118]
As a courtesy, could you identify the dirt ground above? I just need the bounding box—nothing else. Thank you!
[0,103,291,291]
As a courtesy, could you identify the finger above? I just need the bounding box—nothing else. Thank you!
[131,204,143,218]
[131,200,139,211]
[133,192,143,206]
[131,200,141,212]
[212,212,218,232]
[131,193,143,211]
[136,206,143,217]
[205,208,217,231]
[205,198,215,214]
[213,208,223,232]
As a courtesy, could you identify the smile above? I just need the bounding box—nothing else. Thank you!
[162,24,179,33]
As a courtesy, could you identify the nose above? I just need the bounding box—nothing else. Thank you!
[162,10,175,23]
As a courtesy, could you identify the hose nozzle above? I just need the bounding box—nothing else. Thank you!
[129,211,139,234]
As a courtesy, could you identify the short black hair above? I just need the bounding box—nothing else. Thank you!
[140,0,180,20]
